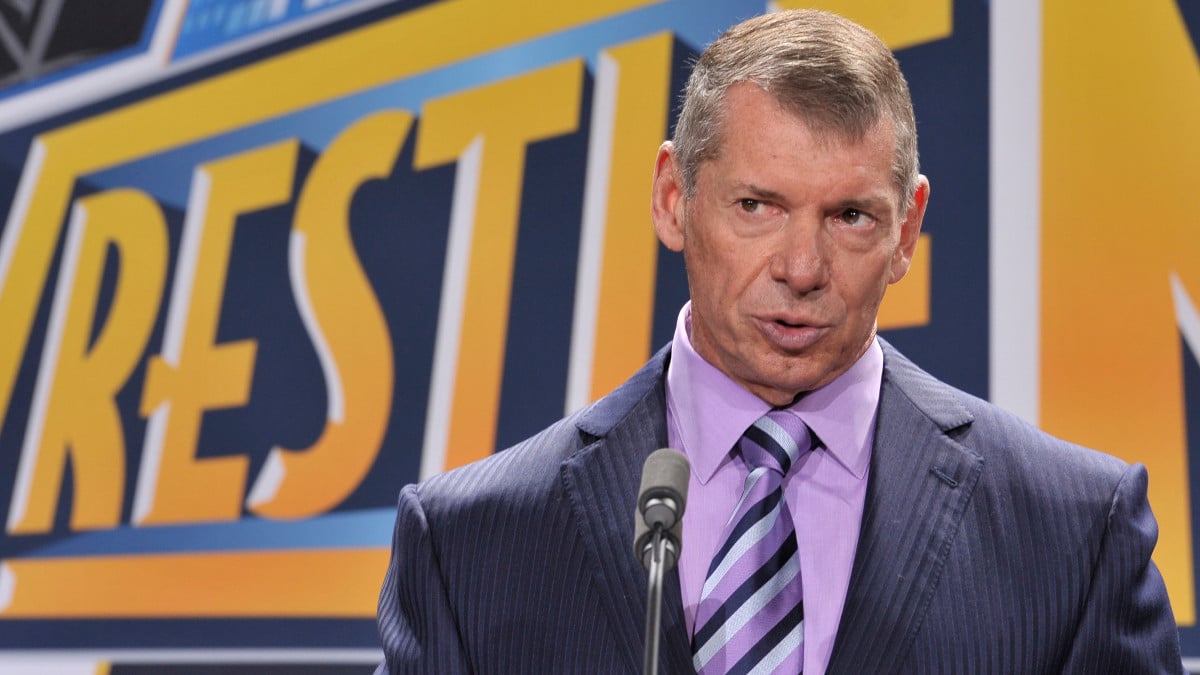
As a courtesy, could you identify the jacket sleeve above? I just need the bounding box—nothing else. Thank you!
[1058,463,1183,674]
[375,484,472,675]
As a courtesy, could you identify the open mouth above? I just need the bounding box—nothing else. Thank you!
[758,317,825,351]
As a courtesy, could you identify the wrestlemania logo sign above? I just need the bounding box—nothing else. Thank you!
[0,0,1197,669]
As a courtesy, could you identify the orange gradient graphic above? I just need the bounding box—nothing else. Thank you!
[0,548,388,617]
[1042,0,1198,623]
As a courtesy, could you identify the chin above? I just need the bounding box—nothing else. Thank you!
[747,366,822,398]
[772,364,833,396]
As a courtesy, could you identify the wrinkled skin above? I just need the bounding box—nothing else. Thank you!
[652,82,930,406]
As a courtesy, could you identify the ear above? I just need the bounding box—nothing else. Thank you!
[651,141,686,252]
[889,175,930,284]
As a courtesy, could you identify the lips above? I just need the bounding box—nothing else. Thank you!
[764,311,822,329]
[755,315,827,351]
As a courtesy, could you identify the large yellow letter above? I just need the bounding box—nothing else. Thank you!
[246,112,408,519]
[135,141,298,526]
[565,34,673,412]
[0,142,76,457]
[415,60,583,475]
[7,190,167,534]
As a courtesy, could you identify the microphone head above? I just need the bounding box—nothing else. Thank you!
[634,448,691,571]
[637,448,690,528]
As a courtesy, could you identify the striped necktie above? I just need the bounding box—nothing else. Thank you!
[692,410,811,674]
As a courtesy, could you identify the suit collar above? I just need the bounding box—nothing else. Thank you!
[560,346,693,673]
[575,345,672,438]
[874,337,975,432]
[827,339,984,673]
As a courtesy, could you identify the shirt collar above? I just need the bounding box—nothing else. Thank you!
[665,302,880,484]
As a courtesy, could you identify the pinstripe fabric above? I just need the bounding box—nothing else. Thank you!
[825,343,1182,674]
[375,346,692,674]
[376,340,1181,674]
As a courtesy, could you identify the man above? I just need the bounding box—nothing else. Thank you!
[376,9,1182,674]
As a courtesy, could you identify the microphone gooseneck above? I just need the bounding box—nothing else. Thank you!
[634,448,690,675]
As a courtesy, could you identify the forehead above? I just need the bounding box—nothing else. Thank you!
[705,84,900,205]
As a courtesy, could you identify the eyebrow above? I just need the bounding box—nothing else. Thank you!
[733,182,788,203]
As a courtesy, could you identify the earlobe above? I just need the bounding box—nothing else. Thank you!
[650,142,686,252]
[889,176,930,283]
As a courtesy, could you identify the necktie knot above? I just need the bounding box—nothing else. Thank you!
[739,410,811,477]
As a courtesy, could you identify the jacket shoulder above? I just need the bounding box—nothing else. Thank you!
[880,339,1130,492]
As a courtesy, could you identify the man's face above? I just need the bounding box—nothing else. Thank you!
[652,82,929,406]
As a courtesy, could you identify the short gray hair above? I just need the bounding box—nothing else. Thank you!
[673,9,920,207]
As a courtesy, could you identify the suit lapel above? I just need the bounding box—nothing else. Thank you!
[827,343,985,674]
[559,348,693,673]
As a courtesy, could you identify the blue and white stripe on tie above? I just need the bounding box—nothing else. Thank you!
[692,410,812,675]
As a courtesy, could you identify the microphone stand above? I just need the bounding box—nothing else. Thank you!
[635,449,689,675]
[643,526,674,675]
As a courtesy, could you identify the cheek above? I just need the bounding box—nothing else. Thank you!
[685,222,773,313]
[686,235,735,287]
[834,254,892,311]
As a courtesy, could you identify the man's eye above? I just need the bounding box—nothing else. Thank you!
[840,208,872,227]
[739,198,764,213]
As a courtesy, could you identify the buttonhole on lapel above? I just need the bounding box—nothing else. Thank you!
[930,467,959,488]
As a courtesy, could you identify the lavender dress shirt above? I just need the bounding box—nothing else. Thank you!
[665,302,882,674]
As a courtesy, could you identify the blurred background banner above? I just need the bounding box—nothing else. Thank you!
[0,0,1195,671]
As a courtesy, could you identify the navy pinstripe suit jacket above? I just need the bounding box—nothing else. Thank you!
[376,341,1182,673]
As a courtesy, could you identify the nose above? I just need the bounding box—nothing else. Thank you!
[768,216,828,294]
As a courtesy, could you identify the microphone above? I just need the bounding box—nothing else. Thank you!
[634,448,690,570]
[633,448,690,675]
